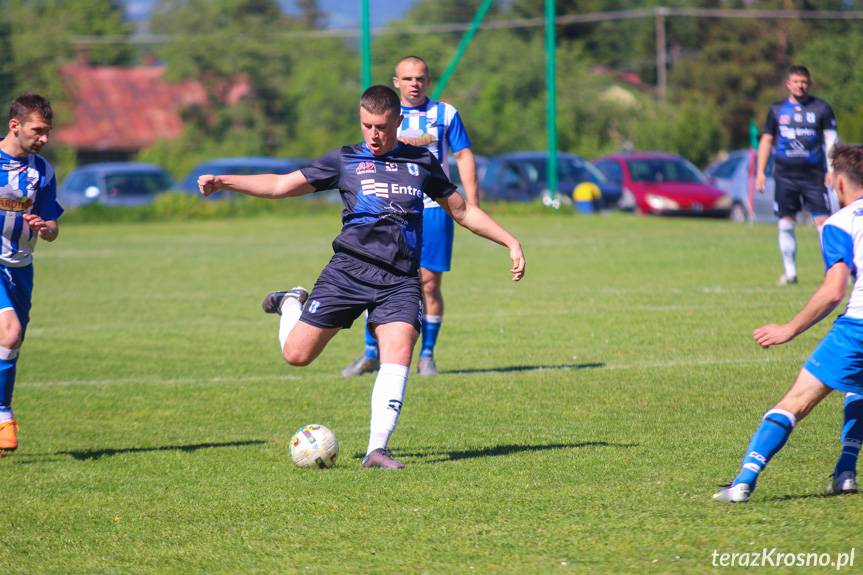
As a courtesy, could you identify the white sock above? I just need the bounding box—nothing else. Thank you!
[366,363,408,454]
[278,297,303,351]
[0,408,12,423]
[778,219,797,279]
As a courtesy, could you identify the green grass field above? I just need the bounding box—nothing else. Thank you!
[4,208,861,574]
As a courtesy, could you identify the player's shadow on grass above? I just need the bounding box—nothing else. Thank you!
[445,363,604,376]
[58,440,267,461]
[764,492,852,503]
[358,441,636,464]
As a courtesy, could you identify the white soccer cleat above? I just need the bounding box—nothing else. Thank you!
[827,471,858,495]
[776,274,798,286]
[712,483,751,503]
[417,355,438,377]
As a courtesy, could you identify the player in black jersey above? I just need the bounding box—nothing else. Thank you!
[198,86,525,469]
[756,65,838,285]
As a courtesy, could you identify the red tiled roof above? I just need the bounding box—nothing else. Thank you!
[55,65,207,151]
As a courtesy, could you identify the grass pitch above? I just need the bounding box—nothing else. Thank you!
[4,209,860,574]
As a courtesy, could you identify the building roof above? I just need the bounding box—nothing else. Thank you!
[55,64,207,152]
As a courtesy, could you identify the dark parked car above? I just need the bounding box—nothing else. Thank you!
[175,157,312,200]
[479,151,623,208]
[58,162,175,208]
[447,154,488,199]
[593,152,731,217]
[704,149,838,223]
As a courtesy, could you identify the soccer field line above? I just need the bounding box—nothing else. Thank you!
[18,353,805,388]
[18,373,303,388]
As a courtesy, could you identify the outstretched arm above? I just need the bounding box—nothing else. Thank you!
[437,192,525,282]
[754,262,849,348]
[198,170,316,199]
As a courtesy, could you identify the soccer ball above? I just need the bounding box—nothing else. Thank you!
[290,424,339,469]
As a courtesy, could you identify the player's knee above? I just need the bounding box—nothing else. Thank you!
[0,330,22,351]
[282,348,313,367]
[422,278,442,297]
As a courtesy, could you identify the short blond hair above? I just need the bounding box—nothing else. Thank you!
[394,56,428,77]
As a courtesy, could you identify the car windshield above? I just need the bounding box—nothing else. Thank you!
[104,172,173,197]
[627,158,707,183]
[521,157,606,185]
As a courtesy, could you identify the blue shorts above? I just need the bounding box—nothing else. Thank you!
[0,264,33,339]
[301,252,423,332]
[805,315,863,394]
[773,173,831,218]
[421,207,454,273]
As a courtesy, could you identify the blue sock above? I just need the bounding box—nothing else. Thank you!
[420,315,442,356]
[733,408,797,491]
[364,324,379,359]
[0,355,18,414]
[835,393,863,476]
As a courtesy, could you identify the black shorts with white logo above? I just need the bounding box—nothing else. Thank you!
[300,251,423,332]
[773,173,831,219]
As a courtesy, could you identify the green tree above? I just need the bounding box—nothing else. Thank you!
[0,0,133,114]
[147,0,360,176]
[796,30,863,144]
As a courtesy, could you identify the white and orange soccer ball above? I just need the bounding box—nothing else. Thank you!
[289,424,339,469]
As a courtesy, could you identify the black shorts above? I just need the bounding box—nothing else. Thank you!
[773,173,831,218]
[300,252,423,332]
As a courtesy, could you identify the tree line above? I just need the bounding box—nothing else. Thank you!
[3,0,863,180]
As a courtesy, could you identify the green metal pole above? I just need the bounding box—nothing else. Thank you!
[431,0,494,100]
[361,0,371,90]
[546,0,558,208]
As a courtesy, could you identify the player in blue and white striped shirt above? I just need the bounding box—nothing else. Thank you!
[342,56,480,378]
[0,93,64,455]
[714,143,863,502]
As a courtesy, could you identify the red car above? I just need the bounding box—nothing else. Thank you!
[593,152,732,217]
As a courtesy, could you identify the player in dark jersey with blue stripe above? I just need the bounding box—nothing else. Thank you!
[342,56,479,378]
[198,86,525,469]
[756,65,838,286]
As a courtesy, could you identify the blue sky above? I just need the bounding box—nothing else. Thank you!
[124,0,418,28]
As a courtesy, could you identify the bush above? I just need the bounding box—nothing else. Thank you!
[59,192,343,225]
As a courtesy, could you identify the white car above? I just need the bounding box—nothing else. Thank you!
[705,149,838,224]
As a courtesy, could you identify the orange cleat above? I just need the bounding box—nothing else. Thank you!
[0,420,19,452]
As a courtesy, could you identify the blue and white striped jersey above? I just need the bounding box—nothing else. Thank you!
[398,99,471,208]
[0,143,63,267]
[822,197,863,319]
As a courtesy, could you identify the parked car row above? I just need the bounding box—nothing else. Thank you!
[478,151,623,209]
[58,157,314,208]
[476,150,732,218]
[63,150,838,223]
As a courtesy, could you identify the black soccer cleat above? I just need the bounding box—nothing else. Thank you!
[262,287,309,315]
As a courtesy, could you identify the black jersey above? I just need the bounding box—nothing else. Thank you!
[763,96,837,179]
[301,142,457,275]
